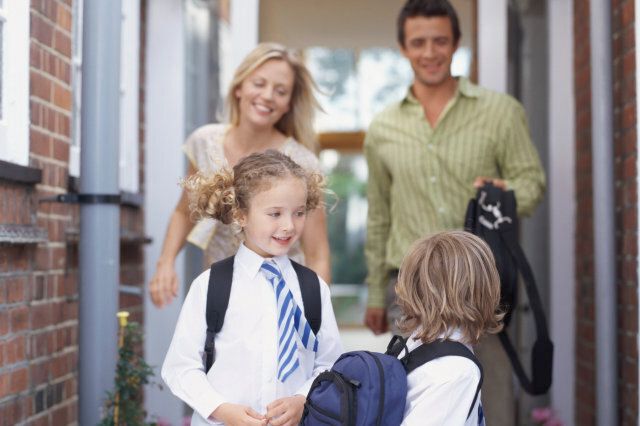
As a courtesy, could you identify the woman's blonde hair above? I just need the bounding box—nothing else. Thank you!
[182,150,325,226]
[226,42,321,151]
[395,231,504,344]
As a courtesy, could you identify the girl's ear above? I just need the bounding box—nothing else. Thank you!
[237,209,248,228]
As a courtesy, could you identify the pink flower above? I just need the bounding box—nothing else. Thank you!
[531,407,553,422]
[544,418,564,426]
[155,418,171,426]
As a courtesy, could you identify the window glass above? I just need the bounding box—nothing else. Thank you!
[320,150,368,285]
[305,47,357,131]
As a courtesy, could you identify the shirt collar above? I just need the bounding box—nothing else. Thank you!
[402,76,480,105]
[407,328,466,350]
[235,243,291,278]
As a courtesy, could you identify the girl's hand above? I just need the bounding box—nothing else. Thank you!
[212,403,267,425]
[265,395,306,426]
[148,259,179,307]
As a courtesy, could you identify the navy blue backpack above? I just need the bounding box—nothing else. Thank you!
[301,336,483,426]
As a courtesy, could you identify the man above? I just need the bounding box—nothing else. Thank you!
[363,0,545,423]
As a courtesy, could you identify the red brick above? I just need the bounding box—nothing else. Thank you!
[52,138,70,163]
[30,71,52,103]
[10,306,30,333]
[57,4,72,32]
[9,368,28,394]
[31,14,54,47]
[53,30,71,57]
[31,303,52,329]
[7,277,28,303]
[0,372,9,398]
[6,336,26,365]
[0,310,9,336]
[30,360,49,388]
[53,83,71,111]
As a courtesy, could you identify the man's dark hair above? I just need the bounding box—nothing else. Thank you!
[397,0,462,46]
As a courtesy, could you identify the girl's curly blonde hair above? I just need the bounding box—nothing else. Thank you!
[182,150,325,226]
[395,231,504,345]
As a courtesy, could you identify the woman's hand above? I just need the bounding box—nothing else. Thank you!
[148,182,195,308]
[149,258,179,307]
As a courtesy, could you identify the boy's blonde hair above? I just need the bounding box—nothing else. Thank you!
[182,150,325,226]
[226,42,321,151]
[395,231,504,344]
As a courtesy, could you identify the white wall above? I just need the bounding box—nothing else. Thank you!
[478,0,507,93]
[259,0,474,51]
[144,1,186,424]
[548,0,575,424]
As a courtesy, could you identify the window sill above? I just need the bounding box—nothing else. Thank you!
[0,224,48,244]
[0,160,43,184]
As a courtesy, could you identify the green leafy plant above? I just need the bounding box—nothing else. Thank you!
[99,321,158,426]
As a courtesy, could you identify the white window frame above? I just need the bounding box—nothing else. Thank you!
[119,0,141,193]
[0,1,30,165]
[70,0,82,176]
[70,0,141,193]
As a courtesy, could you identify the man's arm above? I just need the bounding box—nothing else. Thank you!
[496,100,546,216]
[364,128,392,332]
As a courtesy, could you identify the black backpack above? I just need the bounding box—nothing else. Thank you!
[464,183,553,395]
[202,255,321,372]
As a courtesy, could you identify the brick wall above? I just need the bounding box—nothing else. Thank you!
[573,0,595,423]
[0,1,78,424]
[0,1,148,424]
[574,0,639,424]
[612,0,638,424]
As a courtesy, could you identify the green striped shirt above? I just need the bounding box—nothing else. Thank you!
[364,77,546,308]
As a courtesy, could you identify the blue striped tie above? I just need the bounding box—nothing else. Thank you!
[260,260,318,382]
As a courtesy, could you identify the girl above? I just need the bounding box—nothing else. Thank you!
[162,150,343,426]
[150,43,330,308]
[394,231,504,425]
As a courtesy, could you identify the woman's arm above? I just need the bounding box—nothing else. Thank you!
[301,208,331,283]
[148,165,197,308]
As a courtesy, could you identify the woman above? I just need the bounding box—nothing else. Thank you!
[149,43,331,308]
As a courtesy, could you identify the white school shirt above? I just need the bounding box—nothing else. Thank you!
[161,244,343,425]
[400,330,483,426]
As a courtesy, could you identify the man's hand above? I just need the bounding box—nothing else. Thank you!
[364,307,388,335]
[211,403,267,426]
[265,395,306,426]
[473,177,507,190]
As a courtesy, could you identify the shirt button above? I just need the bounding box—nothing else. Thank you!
[430,176,437,183]
[427,144,434,150]
[438,207,446,214]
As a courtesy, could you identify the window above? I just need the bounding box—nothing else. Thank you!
[119,0,141,193]
[0,1,29,165]
[70,0,141,193]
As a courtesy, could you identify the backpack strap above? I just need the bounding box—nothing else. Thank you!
[203,256,322,372]
[290,259,322,335]
[497,227,554,395]
[402,340,483,420]
[204,255,235,372]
